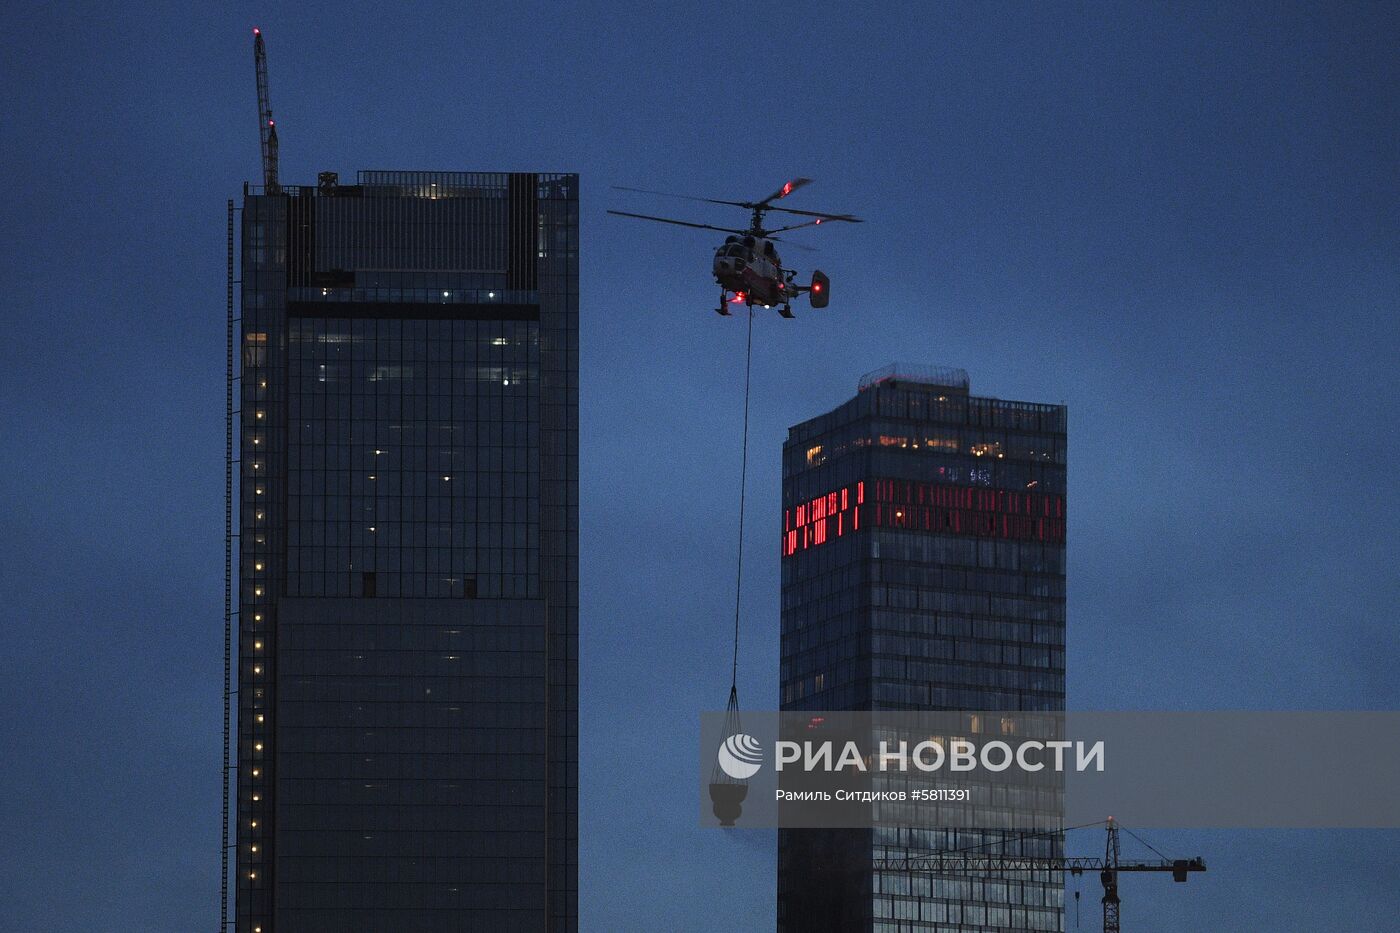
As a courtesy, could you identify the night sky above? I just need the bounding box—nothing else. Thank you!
[3,2,1398,930]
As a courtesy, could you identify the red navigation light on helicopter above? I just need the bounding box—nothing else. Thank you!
[781,182,793,196]
[730,291,747,303]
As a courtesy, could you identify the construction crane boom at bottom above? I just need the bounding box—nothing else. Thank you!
[871,819,1205,933]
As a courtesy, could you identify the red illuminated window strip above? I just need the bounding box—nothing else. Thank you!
[782,478,1066,557]
[782,482,861,557]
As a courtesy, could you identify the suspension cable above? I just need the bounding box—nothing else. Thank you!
[730,307,755,698]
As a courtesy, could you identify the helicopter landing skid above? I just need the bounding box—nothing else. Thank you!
[715,290,733,316]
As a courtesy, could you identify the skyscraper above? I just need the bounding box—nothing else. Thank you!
[777,364,1066,932]
[234,171,578,932]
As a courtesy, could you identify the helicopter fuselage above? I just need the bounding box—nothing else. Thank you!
[608,175,857,316]
[712,234,791,307]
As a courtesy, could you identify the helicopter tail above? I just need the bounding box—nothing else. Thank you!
[809,270,830,308]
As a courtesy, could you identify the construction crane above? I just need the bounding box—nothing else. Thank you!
[252,27,279,192]
[872,819,1205,932]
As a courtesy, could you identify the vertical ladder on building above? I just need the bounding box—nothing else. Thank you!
[222,200,234,932]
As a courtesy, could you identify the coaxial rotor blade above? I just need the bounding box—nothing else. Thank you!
[612,186,751,209]
[762,206,863,222]
[765,220,827,235]
[606,210,749,235]
[758,177,813,205]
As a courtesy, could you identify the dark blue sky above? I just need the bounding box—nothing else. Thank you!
[2,2,1397,929]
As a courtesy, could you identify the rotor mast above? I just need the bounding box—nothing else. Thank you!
[253,28,279,193]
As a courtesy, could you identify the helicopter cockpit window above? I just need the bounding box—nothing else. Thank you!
[742,236,755,248]
[764,242,776,258]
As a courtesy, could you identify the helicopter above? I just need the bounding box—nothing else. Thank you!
[608,178,862,318]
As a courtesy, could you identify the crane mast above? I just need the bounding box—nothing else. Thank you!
[1102,817,1122,933]
[252,27,279,192]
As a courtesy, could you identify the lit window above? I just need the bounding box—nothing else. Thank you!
[253,666,262,674]
[254,562,264,571]
[255,411,264,420]
[254,743,263,751]
[256,714,265,723]
[254,641,262,650]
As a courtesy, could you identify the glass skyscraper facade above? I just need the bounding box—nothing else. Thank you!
[236,171,578,932]
[777,365,1066,932]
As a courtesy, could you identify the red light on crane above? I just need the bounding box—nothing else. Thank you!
[253,27,261,35]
